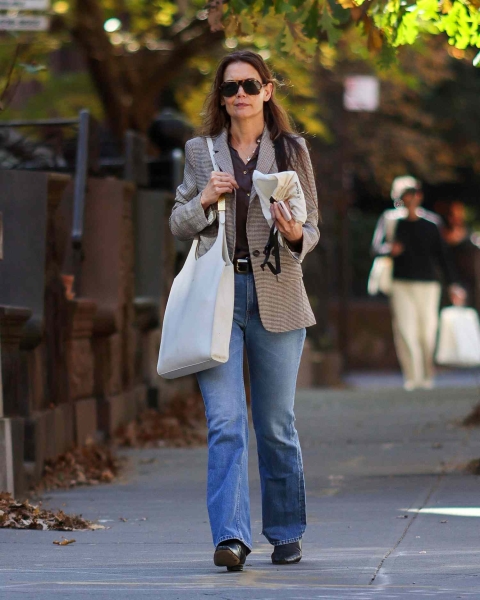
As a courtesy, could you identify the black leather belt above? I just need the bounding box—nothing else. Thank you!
[234,258,252,274]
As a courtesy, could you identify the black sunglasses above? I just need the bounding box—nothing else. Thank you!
[220,79,266,97]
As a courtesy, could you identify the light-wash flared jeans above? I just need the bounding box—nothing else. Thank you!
[197,272,307,551]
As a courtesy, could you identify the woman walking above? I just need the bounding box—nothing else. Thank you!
[372,177,464,390]
[169,51,319,570]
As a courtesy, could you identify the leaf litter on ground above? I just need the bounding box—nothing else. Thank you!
[0,440,121,531]
[1,393,206,532]
[0,492,105,531]
[115,392,207,448]
[34,440,122,493]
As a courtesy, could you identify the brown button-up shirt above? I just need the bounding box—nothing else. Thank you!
[228,142,259,260]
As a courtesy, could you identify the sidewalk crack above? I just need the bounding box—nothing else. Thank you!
[369,471,445,585]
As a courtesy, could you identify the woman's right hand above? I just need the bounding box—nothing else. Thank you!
[201,171,239,209]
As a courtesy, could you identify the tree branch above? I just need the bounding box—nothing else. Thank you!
[0,44,22,109]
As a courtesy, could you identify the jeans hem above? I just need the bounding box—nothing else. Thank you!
[269,535,303,547]
[216,534,253,553]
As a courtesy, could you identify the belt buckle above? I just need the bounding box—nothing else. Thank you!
[236,258,249,274]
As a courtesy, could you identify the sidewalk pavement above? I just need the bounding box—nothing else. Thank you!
[344,368,480,389]
[2,385,480,599]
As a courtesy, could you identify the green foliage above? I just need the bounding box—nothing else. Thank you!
[224,0,480,64]
[320,2,342,44]
[0,71,103,122]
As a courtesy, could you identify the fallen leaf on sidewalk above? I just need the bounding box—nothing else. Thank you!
[462,403,480,427]
[119,517,128,522]
[397,515,408,519]
[53,538,76,546]
[464,459,480,475]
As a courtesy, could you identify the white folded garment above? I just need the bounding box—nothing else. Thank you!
[252,170,307,227]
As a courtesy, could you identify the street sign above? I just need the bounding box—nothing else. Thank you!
[343,76,380,112]
[0,0,49,8]
[0,15,49,30]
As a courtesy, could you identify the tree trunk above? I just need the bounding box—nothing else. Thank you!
[71,0,131,139]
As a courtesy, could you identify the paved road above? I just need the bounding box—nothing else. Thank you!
[2,386,480,599]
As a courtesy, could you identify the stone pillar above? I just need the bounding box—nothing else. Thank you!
[133,189,175,408]
[0,416,24,495]
[65,298,98,444]
[0,306,31,495]
[134,299,160,408]
[0,171,75,487]
[0,306,32,417]
[78,178,145,436]
[21,177,72,479]
[43,173,71,411]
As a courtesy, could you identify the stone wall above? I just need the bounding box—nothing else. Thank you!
[0,171,161,495]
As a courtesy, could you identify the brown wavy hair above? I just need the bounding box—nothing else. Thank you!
[201,50,305,172]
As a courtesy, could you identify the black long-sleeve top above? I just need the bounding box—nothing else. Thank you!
[393,217,456,284]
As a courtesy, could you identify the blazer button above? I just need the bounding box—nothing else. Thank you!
[252,250,260,257]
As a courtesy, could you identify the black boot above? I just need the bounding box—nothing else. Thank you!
[271,540,302,564]
[214,539,249,571]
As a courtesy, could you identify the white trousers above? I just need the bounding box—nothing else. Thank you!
[390,281,441,389]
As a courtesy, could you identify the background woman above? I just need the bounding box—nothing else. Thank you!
[373,180,464,390]
[441,201,480,310]
[169,51,319,571]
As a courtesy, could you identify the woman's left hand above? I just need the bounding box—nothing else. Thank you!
[270,201,303,245]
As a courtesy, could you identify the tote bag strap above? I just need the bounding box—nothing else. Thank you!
[206,136,219,171]
[206,137,225,213]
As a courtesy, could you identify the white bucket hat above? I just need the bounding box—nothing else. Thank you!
[390,175,421,202]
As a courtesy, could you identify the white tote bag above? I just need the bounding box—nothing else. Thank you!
[435,306,480,367]
[157,138,234,379]
[367,256,394,296]
[367,215,398,296]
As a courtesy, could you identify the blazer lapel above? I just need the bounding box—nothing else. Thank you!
[250,127,276,204]
[212,129,234,176]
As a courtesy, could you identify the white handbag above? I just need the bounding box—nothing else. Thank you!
[367,256,394,296]
[367,215,398,296]
[157,138,234,379]
[435,306,480,367]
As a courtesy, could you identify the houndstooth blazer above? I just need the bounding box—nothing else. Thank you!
[169,126,320,333]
